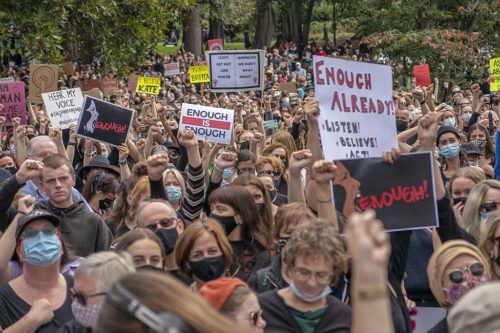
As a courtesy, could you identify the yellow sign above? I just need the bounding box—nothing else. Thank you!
[491,57,500,92]
[136,76,161,95]
[189,66,210,83]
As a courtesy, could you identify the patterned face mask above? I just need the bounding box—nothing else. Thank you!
[72,301,103,328]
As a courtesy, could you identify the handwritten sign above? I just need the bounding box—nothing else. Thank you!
[206,50,265,92]
[490,57,500,92]
[135,77,161,95]
[313,55,397,160]
[0,77,15,83]
[0,82,27,125]
[413,64,431,87]
[188,66,210,83]
[29,64,59,104]
[164,63,180,76]
[76,96,134,147]
[179,103,234,144]
[42,88,84,129]
[333,152,438,231]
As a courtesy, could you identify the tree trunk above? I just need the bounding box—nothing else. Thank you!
[182,4,203,55]
[301,0,316,47]
[281,0,302,42]
[253,0,275,48]
[208,0,224,40]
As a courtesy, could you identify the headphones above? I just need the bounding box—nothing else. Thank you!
[107,283,190,333]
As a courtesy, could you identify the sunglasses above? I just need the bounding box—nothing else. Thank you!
[236,311,264,326]
[481,201,500,213]
[70,288,107,306]
[258,170,281,177]
[145,218,177,232]
[448,262,484,284]
[22,226,56,239]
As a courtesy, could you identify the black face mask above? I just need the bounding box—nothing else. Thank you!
[170,158,179,167]
[453,196,467,207]
[26,134,35,141]
[239,140,250,151]
[257,203,266,216]
[268,189,277,202]
[99,198,114,211]
[5,167,17,175]
[189,255,225,281]
[396,120,408,132]
[155,228,179,255]
[137,265,164,272]
[210,213,238,235]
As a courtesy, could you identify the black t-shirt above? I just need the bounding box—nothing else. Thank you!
[0,274,74,332]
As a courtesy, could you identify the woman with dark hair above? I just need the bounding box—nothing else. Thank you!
[114,228,166,272]
[256,155,288,196]
[208,184,273,281]
[467,123,495,166]
[262,143,290,170]
[81,170,119,217]
[437,126,468,184]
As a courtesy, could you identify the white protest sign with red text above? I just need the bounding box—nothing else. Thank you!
[179,103,234,144]
[313,56,397,160]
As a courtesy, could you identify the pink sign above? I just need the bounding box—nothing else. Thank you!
[0,82,27,125]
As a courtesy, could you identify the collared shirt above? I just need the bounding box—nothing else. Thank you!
[19,180,92,211]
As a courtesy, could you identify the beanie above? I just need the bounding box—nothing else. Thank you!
[199,277,248,310]
[436,125,460,145]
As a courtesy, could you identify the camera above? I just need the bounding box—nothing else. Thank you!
[490,93,500,105]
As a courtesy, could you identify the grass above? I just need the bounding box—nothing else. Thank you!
[157,42,246,55]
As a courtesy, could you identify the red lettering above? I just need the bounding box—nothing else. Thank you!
[337,69,345,85]
[356,74,363,89]
[315,61,325,85]
[341,93,351,112]
[351,95,360,112]
[377,100,385,114]
[358,180,430,211]
[331,91,342,111]
[365,73,372,90]
[325,67,336,85]
[345,71,354,88]
[360,97,368,112]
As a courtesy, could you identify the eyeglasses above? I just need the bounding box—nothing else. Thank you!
[237,168,255,175]
[448,262,484,284]
[294,268,333,284]
[70,288,107,306]
[22,226,57,239]
[145,218,177,232]
[481,201,500,213]
[235,310,264,326]
[258,170,281,177]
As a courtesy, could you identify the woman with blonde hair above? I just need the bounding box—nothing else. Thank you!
[478,210,500,280]
[256,155,288,196]
[94,271,254,333]
[272,130,297,155]
[448,167,485,225]
[426,240,491,332]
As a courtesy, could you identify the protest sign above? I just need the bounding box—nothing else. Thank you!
[164,63,180,76]
[0,77,15,83]
[29,64,59,104]
[332,152,438,231]
[42,88,84,129]
[413,64,431,87]
[279,82,297,94]
[82,88,104,100]
[0,82,27,125]
[80,79,101,92]
[313,55,397,160]
[100,77,119,97]
[490,57,500,92]
[179,103,234,144]
[208,39,224,51]
[63,62,74,75]
[413,307,446,333]
[76,96,134,147]
[188,66,210,83]
[135,77,161,95]
[206,50,265,92]
[128,74,138,93]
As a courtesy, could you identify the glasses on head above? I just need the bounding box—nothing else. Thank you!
[258,170,281,177]
[236,310,264,326]
[145,218,177,232]
[70,288,107,306]
[237,168,255,175]
[22,226,57,239]
[448,262,484,284]
[480,201,500,213]
[294,268,333,284]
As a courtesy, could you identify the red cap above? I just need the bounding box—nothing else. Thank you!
[199,277,248,310]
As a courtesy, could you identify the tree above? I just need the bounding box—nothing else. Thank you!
[253,0,275,48]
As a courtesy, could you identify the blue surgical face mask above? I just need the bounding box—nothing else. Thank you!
[462,114,471,122]
[440,143,460,159]
[222,168,234,179]
[468,160,479,167]
[289,281,332,303]
[165,185,182,202]
[443,117,457,127]
[23,232,61,267]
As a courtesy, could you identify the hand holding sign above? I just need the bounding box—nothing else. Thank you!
[288,149,313,176]
[177,129,198,148]
[118,144,129,164]
[147,154,169,181]
[382,148,401,165]
[69,124,77,141]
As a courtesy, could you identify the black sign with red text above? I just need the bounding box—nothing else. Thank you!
[76,96,134,147]
[333,152,438,231]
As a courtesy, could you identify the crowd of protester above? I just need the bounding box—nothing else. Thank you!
[0,38,498,333]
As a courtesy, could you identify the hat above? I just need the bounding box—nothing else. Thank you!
[78,155,120,179]
[436,125,460,145]
[448,282,500,333]
[166,141,180,152]
[199,278,248,310]
[15,209,61,239]
[461,142,482,156]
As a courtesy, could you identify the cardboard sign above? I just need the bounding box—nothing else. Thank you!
[179,103,234,144]
[490,57,500,92]
[80,79,101,92]
[135,77,161,95]
[279,82,297,94]
[313,55,397,160]
[42,88,84,129]
[189,66,210,83]
[128,74,138,93]
[82,88,104,100]
[0,82,27,125]
[206,50,265,92]
[76,96,134,147]
[100,77,119,97]
[413,64,431,87]
[29,64,59,104]
[208,39,224,51]
[333,152,438,232]
[164,63,180,76]
[63,62,74,75]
